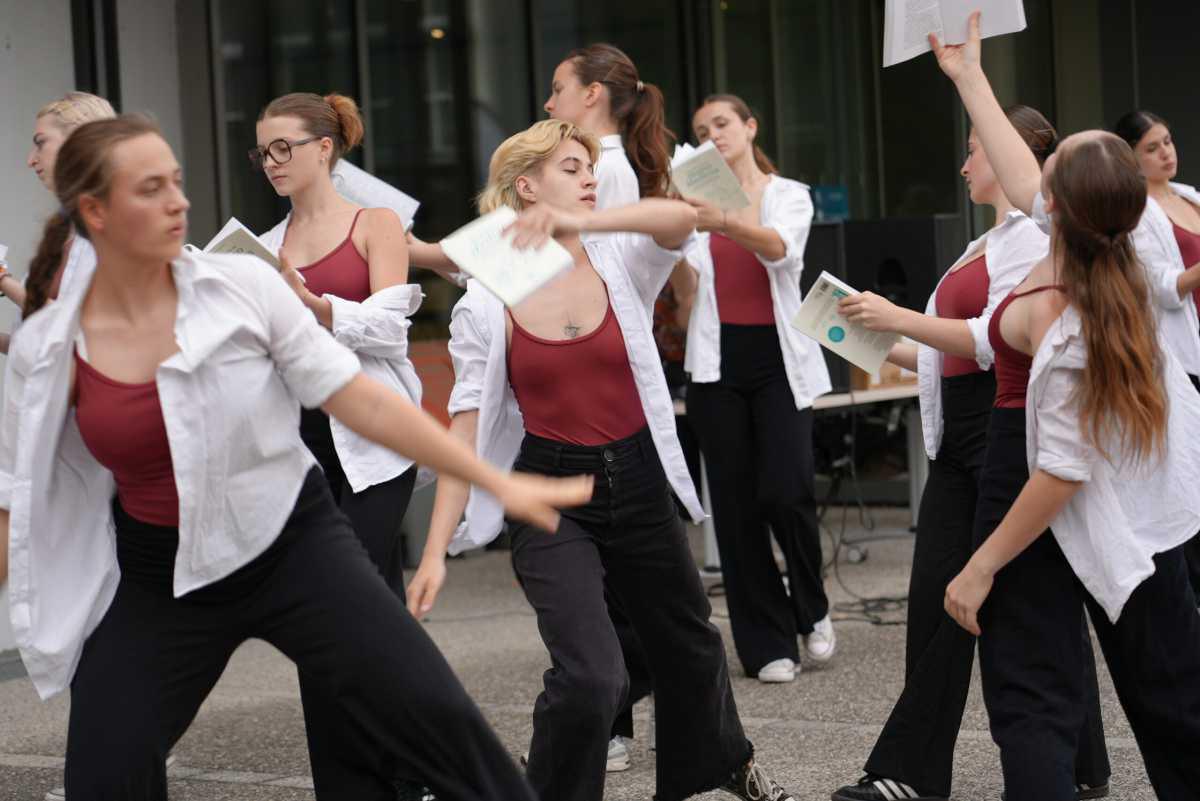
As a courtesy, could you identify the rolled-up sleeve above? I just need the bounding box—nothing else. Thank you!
[617,233,683,309]
[255,266,361,408]
[1035,365,1095,482]
[447,291,490,416]
[326,283,423,360]
[758,181,814,272]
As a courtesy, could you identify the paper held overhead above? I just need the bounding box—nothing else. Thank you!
[332,161,421,232]
[791,271,900,375]
[203,217,281,270]
[882,0,1027,67]
[439,206,573,307]
[669,140,751,211]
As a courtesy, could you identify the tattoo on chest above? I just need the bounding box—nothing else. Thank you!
[563,323,582,338]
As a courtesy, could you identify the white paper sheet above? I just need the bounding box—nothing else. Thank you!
[439,206,573,307]
[331,161,421,232]
[203,217,281,270]
[883,0,1027,67]
[669,140,750,211]
[791,271,900,375]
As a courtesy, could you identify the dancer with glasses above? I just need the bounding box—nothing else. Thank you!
[0,113,588,801]
[250,91,428,798]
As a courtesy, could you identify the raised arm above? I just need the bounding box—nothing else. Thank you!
[932,13,1042,215]
[507,198,698,251]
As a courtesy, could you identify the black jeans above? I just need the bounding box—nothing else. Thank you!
[64,468,534,801]
[863,371,993,796]
[1185,374,1200,601]
[508,427,751,801]
[974,409,1111,800]
[687,324,828,675]
[300,407,419,795]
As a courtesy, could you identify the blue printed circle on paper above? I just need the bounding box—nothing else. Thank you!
[827,325,846,343]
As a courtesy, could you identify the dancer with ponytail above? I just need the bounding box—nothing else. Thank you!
[250,91,430,798]
[682,94,833,684]
[935,16,1200,799]
[2,93,115,332]
[1112,109,1200,603]
[0,114,589,800]
[406,119,798,801]
[830,106,1110,801]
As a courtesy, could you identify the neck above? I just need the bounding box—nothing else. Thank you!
[990,195,1017,222]
[287,172,349,222]
[729,148,764,188]
[558,232,586,262]
[1147,176,1173,201]
[87,244,176,321]
[578,108,620,139]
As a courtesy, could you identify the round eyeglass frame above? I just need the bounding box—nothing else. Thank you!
[248,136,321,170]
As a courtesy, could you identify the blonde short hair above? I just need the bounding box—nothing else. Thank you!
[477,120,600,214]
[37,91,116,131]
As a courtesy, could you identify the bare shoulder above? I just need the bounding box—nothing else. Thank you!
[1027,287,1069,353]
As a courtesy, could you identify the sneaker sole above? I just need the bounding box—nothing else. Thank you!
[806,646,836,663]
[831,789,945,801]
[757,672,796,683]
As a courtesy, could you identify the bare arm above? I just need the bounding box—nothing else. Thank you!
[669,260,698,327]
[931,13,1042,215]
[945,470,1081,635]
[407,410,478,618]
[839,291,977,359]
[0,274,26,311]
[406,231,465,285]
[507,199,698,251]
[322,375,589,532]
[1178,262,1200,298]
[886,342,919,372]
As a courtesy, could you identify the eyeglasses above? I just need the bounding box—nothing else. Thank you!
[248,136,321,170]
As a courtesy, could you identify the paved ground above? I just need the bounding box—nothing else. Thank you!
[0,508,1153,800]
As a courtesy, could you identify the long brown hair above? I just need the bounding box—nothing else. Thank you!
[25,115,162,318]
[259,92,364,170]
[567,44,674,198]
[24,93,116,317]
[699,94,778,175]
[1049,132,1164,462]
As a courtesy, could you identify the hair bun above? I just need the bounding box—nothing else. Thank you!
[324,93,364,151]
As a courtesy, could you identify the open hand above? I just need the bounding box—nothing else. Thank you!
[503,205,584,250]
[277,250,311,301]
[495,471,593,533]
[944,561,992,636]
[930,10,983,83]
[837,291,907,333]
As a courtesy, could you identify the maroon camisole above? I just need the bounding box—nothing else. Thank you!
[1171,222,1200,313]
[507,303,647,446]
[711,233,775,325]
[74,350,179,526]
[292,209,371,302]
[988,284,1065,409]
[935,254,990,377]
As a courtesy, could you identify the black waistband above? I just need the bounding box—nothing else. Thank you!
[940,369,997,405]
[517,426,655,471]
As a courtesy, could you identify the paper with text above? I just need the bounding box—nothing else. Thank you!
[883,0,1026,67]
[203,217,281,270]
[791,271,900,375]
[332,161,421,232]
[439,206,573,307]
[669,140,750,211]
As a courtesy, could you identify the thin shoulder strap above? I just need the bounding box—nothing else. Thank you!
[346,208,366,240]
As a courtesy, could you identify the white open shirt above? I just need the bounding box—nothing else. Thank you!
[0,250,360,698]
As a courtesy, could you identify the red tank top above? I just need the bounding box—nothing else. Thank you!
[508,304,647,446]
[988,284,1065,409]
[292,209,371,302]
[1171,222,1200,313]
[74,350,179,527]
[936,254,990,377]
[711,233,775,325]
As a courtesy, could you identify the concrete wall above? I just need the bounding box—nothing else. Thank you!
[0,0,77,654]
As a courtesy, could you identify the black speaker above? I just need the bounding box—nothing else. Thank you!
[842,215,968,312]
[803,220,851,393]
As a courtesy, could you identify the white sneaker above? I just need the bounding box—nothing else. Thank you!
[756,658,797,683]
[607,736,631,772]
[45,753,177,800]
[803,615,837,662]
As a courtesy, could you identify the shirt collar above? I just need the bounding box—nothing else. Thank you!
[599,134,623,151]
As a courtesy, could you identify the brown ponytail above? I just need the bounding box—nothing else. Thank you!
[568,43,674,197]
[1049,132,1164,462]
[699,93,778,175]
[25,114,163,317]
[24,212,73,317]
[259,92,364,169]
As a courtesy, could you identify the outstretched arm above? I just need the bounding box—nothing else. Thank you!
[506,199,698,251]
